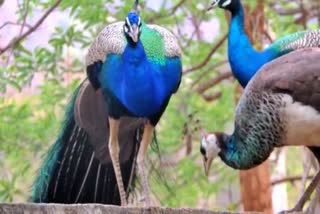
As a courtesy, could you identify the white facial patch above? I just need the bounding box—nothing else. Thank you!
[222,0,232,7]
[124,25,129,33]
[125,17,133,32]
[212,0,220,6]
[202,134,221,159]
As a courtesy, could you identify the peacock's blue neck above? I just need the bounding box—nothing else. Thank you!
[122,40,148,65]
[228,4,278,87]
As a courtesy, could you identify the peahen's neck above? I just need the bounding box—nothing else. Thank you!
[227,3,278,87]
[219,131,274,169]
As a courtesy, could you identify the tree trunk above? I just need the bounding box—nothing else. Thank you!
[235,1,273,213]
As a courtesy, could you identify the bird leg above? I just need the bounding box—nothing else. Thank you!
[108,118,127,206]
[280,169,320,213]
[137,122,154,207]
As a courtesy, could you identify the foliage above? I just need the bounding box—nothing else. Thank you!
[0,79,80,202]
[0,0,318,211]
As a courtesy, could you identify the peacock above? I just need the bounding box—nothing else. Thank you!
[85,0,182,206]
[31,80,144,204]
[208,0,320,88]
[200,48,320,213]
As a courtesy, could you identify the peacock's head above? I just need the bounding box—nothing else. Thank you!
[208,0,240,12]
[200,132,227,176]
[124,11,142,44]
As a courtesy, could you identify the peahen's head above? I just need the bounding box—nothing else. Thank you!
[200,132,228,176]
[208,0,241,13]
[123,11,142,44]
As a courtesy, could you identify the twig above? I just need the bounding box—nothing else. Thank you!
[181,6,208,50]
[201,91,222,102]
[191,60,228,88]
[183,33,228,75]
[146,0,187,22]
[195,71,233,94]
[263,28,274,44]
[0,0,61,55]
[18,0,30,37]
[0,21,32,31]
[170,0,186,15]
[190,15,202,40]
[271,175,314,186]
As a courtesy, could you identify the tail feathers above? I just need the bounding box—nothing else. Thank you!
[45,126,140,204]
[149,131,176,201]
[31,84,79,203]
[31,81,142,204]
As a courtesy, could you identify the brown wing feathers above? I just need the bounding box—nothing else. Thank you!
[250,48,320,112]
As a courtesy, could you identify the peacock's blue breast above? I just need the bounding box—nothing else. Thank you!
[100,54,181,117]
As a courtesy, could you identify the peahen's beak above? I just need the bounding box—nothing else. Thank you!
[203,156,213,177]
[129,24,139,43]
[207,0,219,11]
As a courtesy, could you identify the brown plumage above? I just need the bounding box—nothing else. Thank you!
[32,80,143,204]
[74,81,145,164]
[249,48,320,112]
[200,48,320,213]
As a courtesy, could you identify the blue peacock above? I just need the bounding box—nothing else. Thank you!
[200,0,320,212]
[32,0,182,206]
[84,0,181,206]
[208,0,320,88]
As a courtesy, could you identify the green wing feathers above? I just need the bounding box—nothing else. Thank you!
[146,24,181,58]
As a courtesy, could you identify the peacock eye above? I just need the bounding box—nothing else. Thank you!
[200,145,206,156]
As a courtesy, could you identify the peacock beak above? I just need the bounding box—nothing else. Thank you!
[203,156,213,177]
[207,0,219,11]
[129,24,139,43]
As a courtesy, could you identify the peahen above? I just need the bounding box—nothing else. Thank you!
[31,80,144,204]
[203,0,320,211]
[85,0,182,206]
[200,48,320,213]
[208,0,320,88]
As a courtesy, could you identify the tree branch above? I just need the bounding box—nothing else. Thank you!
[191,60,228,88]
[18,0,30,37]
[195,71,233,94]
[0,21,32,31]
[201,91,222,102]
[0,0,61,55]
[183,33,228,75]
[271,175,314,186]
[146,0,187,23]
